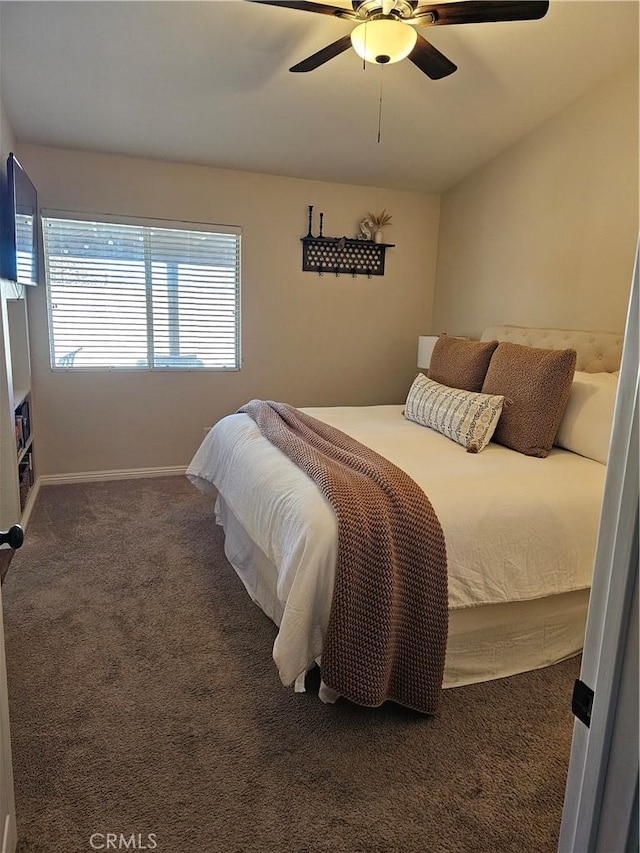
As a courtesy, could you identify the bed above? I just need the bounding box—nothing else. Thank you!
[187,326,622,704]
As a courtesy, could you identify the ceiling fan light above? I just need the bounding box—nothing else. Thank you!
[350,19,418,65]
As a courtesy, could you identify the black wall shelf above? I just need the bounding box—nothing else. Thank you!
[301,236,394,277]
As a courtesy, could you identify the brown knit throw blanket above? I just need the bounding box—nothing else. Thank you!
[238,400,449,714]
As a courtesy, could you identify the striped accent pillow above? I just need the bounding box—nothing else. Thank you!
[405,373,504,453]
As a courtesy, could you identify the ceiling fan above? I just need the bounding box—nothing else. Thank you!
[248,0,550,79]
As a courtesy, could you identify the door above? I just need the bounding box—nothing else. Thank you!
[0,578,16,853]
[558,242,639,851]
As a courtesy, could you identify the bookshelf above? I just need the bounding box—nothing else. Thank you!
[15,393,34,513]
[0,283,37,533]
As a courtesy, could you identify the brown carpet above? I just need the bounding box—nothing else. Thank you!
[2,477,578,853]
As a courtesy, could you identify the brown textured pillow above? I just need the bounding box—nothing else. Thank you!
[481,342,577,457]
[428,336,499,392]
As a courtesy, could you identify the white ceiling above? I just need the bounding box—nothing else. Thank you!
[0,0,638,192]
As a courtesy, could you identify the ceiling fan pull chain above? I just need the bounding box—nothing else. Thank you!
[377,65,384,144]
[363,21,367,70]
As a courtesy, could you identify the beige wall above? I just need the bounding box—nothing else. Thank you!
[0,96,15,177]
[432,65,639,339]
[17,145,440,476]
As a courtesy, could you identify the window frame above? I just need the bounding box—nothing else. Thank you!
[42,209,242,373]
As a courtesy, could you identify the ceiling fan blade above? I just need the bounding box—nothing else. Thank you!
[412,1,549,26]
[247,0,356,19]
[290,35,353,71]
[408,33,457,79]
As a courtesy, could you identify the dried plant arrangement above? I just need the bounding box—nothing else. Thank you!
[367,210,393,230]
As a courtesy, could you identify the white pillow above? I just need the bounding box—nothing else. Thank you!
[554,371,618,464]
[404,373,504,453]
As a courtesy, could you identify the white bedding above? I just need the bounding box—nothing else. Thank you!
[187,404,605,689]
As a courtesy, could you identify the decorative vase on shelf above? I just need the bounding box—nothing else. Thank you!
[367,209,392,244]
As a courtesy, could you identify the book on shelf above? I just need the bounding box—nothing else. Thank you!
[15,415,24,451]
[18,465,29,511]
[21,400,30,442]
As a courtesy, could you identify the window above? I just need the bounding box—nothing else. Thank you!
[42,213,241,370]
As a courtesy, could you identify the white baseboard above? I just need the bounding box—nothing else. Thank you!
[37,465,187,487]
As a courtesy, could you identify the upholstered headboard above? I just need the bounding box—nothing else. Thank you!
[480,325,622,373]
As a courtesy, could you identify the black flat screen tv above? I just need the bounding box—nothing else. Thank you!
[5,152,39,286]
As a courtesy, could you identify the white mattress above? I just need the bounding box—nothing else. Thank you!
[187,405,605,687]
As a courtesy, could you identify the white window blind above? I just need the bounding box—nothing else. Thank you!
[42,214,241,370]
[16,212,35,283]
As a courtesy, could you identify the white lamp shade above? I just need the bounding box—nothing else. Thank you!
[417,335,439,369]
[350,20,418,65]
